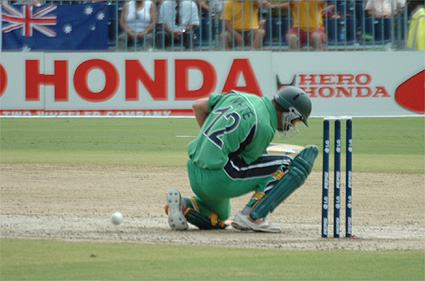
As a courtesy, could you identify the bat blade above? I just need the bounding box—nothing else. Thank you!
[266,143,305,157]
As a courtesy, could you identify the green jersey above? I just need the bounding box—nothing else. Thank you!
[188,91,278,169]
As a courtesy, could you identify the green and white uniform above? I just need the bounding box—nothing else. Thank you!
[187,91,292,220]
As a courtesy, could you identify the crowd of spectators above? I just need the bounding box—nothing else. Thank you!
[5,0,425,50]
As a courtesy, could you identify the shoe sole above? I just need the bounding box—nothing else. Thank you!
[167,189,188,231]
[231,214,250,231]
[231,212,250,231]
[231,221,250,231]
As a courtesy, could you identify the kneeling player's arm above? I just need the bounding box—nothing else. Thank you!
[192,98,210,128]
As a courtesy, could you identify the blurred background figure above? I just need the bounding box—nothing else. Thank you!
[193,0,224,16]
[363,0,405,47]
[406,0,425,50]
[156,0,200,49]
[284,0,328,51]
[221,0,270,50]
[208,0,224,16]
[365,0,405,18]
[196,0,210,16]
[118,0,158,50]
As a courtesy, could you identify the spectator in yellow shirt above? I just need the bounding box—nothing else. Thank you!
[407,0,425,50]
[284,0,327,51]
[221,0,270,50]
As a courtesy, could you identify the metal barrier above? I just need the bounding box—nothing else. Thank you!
[3,0,409,51]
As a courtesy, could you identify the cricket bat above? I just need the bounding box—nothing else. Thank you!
[266,143,305,157]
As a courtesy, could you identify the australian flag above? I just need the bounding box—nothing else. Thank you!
[1,2,109,50]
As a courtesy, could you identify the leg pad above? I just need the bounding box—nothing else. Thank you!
[250,145,319,220]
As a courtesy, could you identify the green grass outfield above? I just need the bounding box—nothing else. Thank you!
[1,239,424,280]
[1,117,424,280]
[0,117,424,173]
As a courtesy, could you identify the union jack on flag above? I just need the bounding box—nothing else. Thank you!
[1,2,108,50]
[2,4,57,37]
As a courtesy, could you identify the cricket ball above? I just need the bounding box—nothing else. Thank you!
[111,212,123,225]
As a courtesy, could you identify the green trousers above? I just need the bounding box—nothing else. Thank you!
[186,159,282,220]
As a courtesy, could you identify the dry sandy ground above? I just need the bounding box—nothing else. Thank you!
[1,164,424,251]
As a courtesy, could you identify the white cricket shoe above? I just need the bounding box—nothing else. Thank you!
[166,189,188,231]
[231,211,281,233]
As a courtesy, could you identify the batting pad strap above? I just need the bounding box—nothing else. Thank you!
[246,191,266,208]
[184,208,227,230]
[250,145,319,221]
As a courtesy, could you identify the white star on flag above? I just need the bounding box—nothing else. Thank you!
[22,45,31,52]
[84,6,93,15]
[63,24,72,34]
[97,12,105,21]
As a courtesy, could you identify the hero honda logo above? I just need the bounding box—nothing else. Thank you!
[297,73,390,98]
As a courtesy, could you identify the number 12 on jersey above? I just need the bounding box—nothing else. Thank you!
[203,106,241,149]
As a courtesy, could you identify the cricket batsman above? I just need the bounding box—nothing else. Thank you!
[165,86,319,232]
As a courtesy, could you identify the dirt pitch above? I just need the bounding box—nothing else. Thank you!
[1,164,424,251]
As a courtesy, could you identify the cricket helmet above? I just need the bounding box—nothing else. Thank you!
[273,86,312,127]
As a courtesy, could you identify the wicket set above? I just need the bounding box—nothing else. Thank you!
[321,117,353,238]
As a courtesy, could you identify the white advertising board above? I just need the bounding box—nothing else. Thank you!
[271,51,425,117]
[0,52,45,113]
[0,51,423,117]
